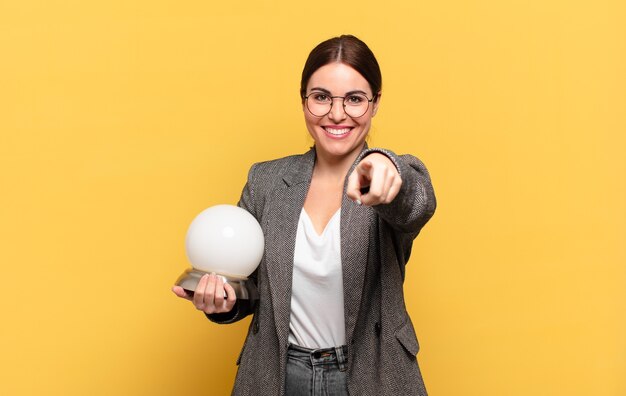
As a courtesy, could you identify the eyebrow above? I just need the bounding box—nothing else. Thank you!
[309,87,369,96]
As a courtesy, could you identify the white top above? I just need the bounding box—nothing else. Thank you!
[288,208,346,349]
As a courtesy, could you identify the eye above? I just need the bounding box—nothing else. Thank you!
[345,94,366,105]
[312,93,331,103]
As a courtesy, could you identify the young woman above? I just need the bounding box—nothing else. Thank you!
[173,35,436,395]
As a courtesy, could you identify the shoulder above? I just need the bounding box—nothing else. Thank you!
[238,150,314,220]
[246,149,314,186]
[251,151,310,174]
[239,149,313,202]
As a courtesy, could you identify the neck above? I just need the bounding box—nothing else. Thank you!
[313,143,365,182]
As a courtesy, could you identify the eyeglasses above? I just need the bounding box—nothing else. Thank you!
[303,91,374,118]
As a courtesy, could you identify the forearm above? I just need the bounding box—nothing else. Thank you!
[206,298,256,324]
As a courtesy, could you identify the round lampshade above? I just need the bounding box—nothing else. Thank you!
[185,205,264,278]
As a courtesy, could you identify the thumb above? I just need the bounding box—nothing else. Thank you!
[172,285,193,301]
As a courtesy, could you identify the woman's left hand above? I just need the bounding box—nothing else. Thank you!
[346,153,402,206]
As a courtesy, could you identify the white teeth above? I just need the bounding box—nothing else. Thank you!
[324,127,351,135]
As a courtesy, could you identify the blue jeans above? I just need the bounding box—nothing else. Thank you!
[285,343,349,396]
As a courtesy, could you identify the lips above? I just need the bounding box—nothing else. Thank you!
[323,126,353,137]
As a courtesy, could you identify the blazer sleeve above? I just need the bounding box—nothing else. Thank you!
[205,163,260,324]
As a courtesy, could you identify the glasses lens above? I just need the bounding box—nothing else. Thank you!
[306,93,332,117]
[344,94,370,118]
[306,92,371,118]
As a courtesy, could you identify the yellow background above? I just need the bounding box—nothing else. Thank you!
[1,0,624,395]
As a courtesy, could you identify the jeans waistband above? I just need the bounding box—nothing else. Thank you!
[287,343,348,372]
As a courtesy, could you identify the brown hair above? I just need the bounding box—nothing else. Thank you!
[300,35,382,102]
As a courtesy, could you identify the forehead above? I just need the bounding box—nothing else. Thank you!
[306,63,371,95]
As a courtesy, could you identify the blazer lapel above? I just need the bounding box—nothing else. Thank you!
[341,151,373,345]
[262,145,371,346]
[263,149,315,344]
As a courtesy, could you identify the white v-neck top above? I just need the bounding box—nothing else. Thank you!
[288,208,346,348]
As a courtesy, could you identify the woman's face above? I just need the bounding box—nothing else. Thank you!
[303,62,379,161]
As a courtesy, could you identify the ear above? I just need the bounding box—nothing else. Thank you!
[371,92,382,117]
[301,97,306,111]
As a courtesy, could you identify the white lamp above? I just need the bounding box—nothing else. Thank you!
[175,205,263,300]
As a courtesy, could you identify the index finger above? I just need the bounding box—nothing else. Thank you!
[223,282,237,311]
[357,159,373,174]
[347,160,374,204]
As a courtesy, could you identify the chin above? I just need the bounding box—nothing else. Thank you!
[317,140,365,159]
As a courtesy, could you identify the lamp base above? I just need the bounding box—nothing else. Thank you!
[175,268,258,300]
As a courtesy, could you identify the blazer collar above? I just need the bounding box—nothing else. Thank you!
[281,147,316,187]
[281,142,370,187]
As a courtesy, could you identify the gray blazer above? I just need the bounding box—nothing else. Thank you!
[209,146,436,395]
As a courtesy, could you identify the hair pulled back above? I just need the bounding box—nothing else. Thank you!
[300,35,382,102]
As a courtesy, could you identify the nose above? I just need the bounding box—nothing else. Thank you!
[328,98,348,121]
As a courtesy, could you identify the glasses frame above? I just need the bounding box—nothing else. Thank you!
[303,92,375,118]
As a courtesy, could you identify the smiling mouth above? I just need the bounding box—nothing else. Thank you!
[323,127,353,136]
